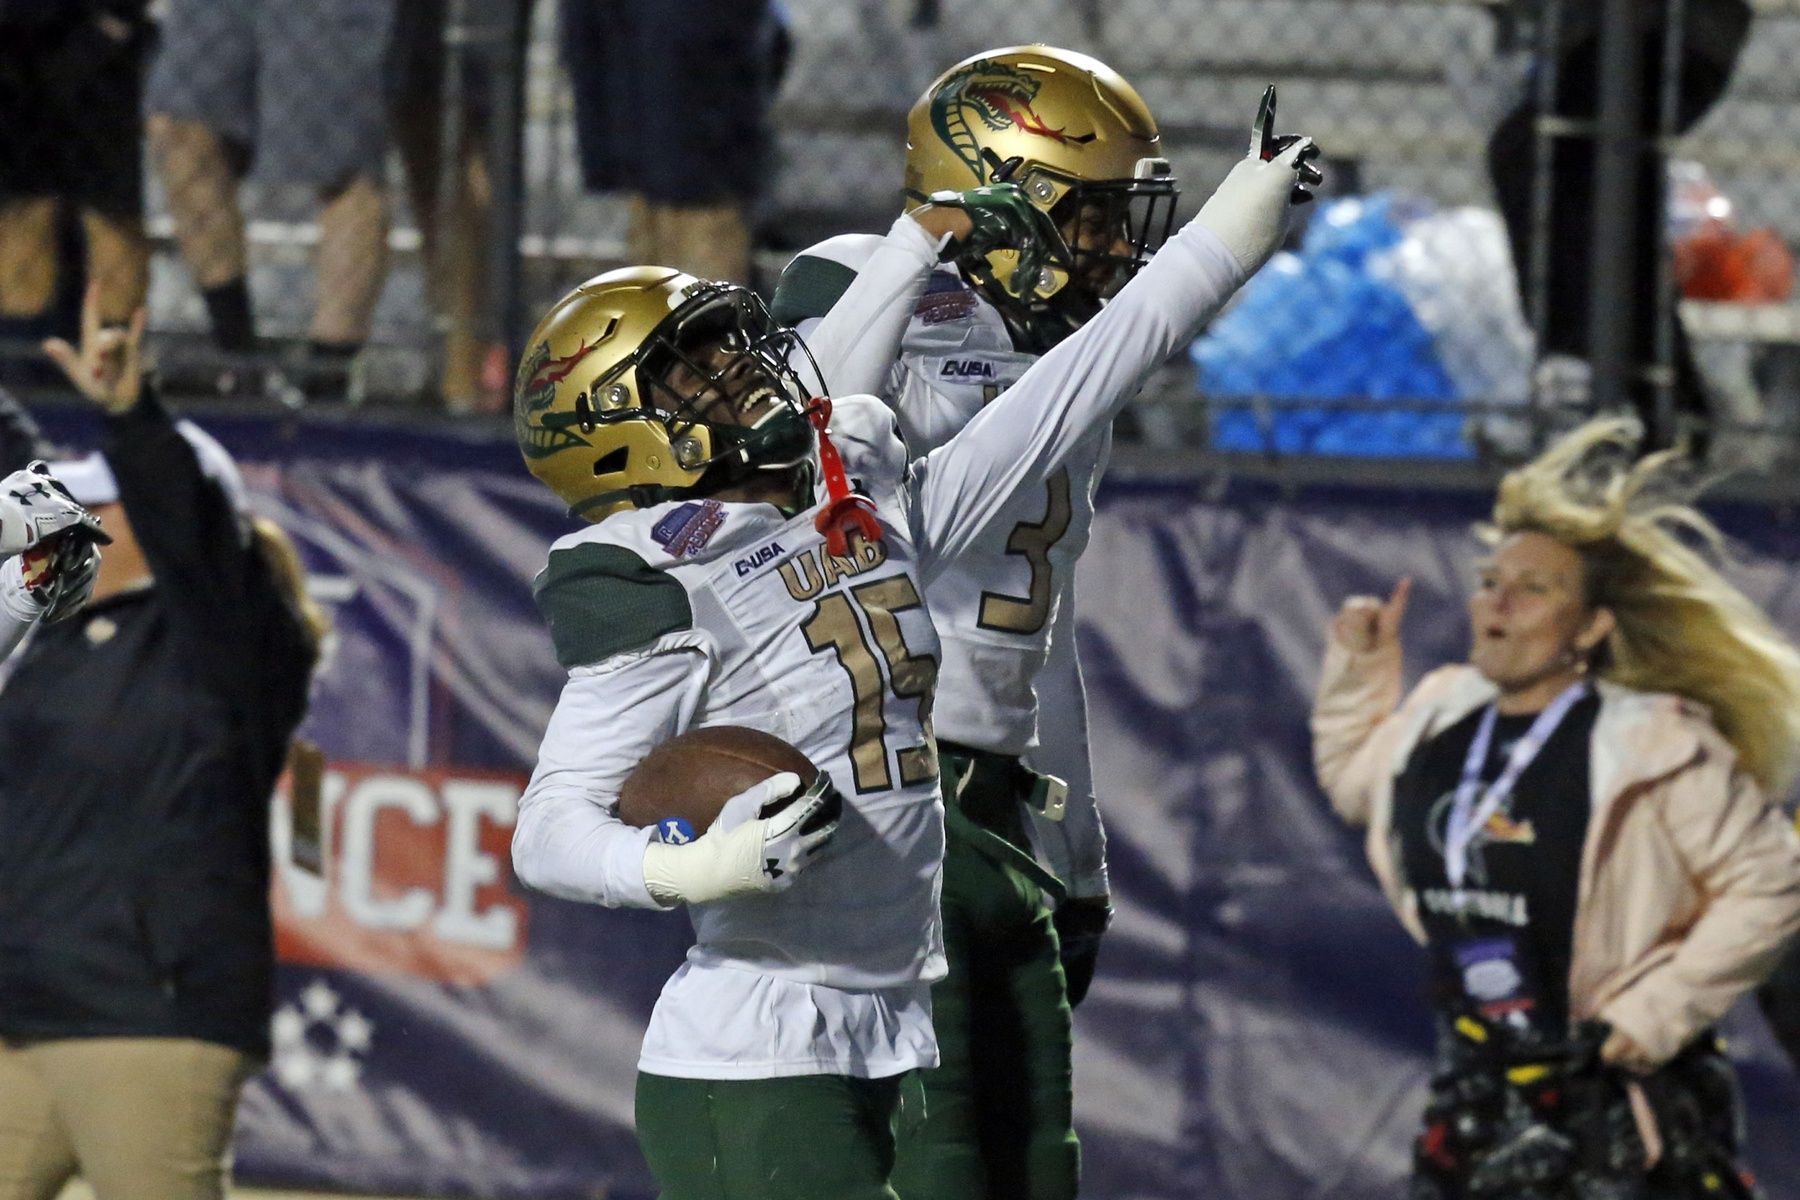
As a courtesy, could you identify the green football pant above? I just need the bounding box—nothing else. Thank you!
[891,752,1080,1200]
[635,1071,904,1200]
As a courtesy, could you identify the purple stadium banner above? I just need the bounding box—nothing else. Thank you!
[39,408,1796,1200]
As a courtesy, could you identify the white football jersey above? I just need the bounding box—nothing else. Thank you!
[529,398,945,990]
[513,207,1253,1076]
[779,222,1113,893]
[787,238,1111,758]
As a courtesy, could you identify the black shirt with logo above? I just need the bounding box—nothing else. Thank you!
[0,391,315,1057]
[1391,692,1600,1039]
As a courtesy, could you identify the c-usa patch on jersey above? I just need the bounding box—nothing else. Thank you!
[733,540,787,578]
[652,499,727,558]
[915,270,976,325]
[938,358,996,381]
[655,817,697,845]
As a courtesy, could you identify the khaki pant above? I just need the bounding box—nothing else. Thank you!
[0,1038,255,1200]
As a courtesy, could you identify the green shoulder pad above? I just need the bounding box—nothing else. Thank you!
[771,253,859,326]
[534,542,692,669]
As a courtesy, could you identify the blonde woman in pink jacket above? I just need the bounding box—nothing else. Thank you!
[1312,419,1800,1200]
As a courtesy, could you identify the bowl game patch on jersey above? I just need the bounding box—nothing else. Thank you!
[653,499,728,558]
[916,270,978,325]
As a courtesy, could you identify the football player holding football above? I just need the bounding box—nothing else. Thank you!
[770,49,1321,1200]
[509,98,1318,1200]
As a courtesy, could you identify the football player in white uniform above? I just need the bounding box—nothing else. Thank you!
[509,109,1318,1200]
[770,49,1312,1200]
[0,461,109,656]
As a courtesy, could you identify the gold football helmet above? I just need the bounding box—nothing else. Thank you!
[905,45,1178,346]
[515,267,817,522]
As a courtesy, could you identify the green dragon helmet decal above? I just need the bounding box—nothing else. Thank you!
[515,333,609,461]
[906,45,1179,350]
[927,58,1077,187]
[513,269,817,523]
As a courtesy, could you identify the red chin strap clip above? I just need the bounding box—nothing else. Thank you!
[806,397,882,558]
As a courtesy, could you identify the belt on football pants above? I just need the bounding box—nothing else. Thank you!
[938,741,1067,904]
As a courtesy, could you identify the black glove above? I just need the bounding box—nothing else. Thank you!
[1253,85,1323,204]
[1053,895,1112,1008]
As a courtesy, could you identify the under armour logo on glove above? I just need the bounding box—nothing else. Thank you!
[0,463,111,559]
[640,773,843,907]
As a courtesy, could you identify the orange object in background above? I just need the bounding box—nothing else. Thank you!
[1667,160,1795,304]
[1675,222,1796,302]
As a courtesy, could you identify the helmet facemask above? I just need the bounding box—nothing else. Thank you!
[1051,164,1179,322]
[618,286,818,497]
[960,158,1178,351]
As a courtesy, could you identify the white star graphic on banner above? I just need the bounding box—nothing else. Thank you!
[271,976,378,1095]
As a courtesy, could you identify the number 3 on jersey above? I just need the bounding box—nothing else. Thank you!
[978,469,1073,635]
[803,576,939,793]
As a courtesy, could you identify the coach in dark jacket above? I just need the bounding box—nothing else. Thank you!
[0,305,319,1200]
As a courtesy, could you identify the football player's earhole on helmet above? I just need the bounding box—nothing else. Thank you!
[904,44,1180,351]
[514,268,824,523]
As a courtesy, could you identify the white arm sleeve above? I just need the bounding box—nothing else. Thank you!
[1025,574,1109,898]
[791,215,944,399]
[511,637,710,909]
[909,217,1246,573]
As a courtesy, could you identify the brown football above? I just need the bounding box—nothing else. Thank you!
[618,726,819,832]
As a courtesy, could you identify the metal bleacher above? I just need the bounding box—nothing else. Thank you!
[763,0,1800,237]
[126,0,1800,446]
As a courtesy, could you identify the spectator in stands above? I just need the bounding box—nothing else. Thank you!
[388,0,530,412]
[1313,418,1800,1198]
[0,0,152,378]
[0,290,325,1200]
[1486,0,1752,451]
[560,0,790,284]
[145,0,400,398]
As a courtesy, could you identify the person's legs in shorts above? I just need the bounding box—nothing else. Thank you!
[0,12,150,329]
[0,20,57,326]
[260,0,397,356]
[0,198,60,327]
[650,203,752,287]
[61,14,154,324]
[387,0,508,410]
[145,0,258,351]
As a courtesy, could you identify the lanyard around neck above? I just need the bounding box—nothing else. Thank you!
[1444,681,1589,888]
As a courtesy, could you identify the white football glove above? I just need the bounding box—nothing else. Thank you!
[641,771,843,907]
[22,533,103,622]
[1194,98,1321,279]
[0,462,109,558]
